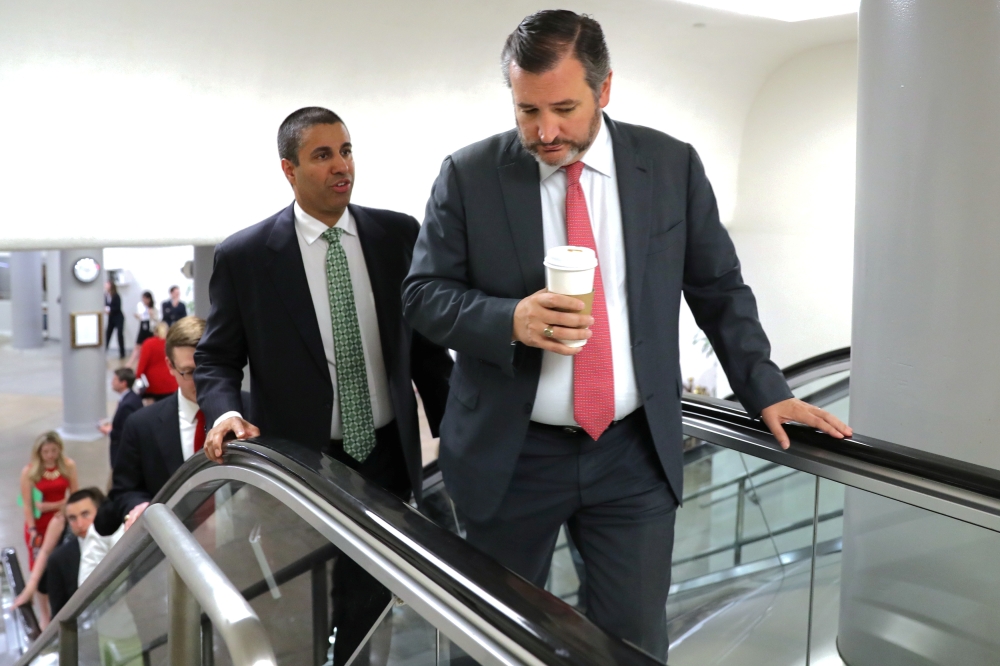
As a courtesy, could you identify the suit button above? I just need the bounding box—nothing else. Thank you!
[524,403,533,414]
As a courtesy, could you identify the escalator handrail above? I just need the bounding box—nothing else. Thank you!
[19,439,659,666]
[13,503,276,666]
[682,393,1000,533]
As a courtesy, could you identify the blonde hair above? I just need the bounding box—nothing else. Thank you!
[28,431,70,483]
[154,321,169,339]
[165,316,206,364]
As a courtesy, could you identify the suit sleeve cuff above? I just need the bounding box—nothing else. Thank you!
[214,411,243,428]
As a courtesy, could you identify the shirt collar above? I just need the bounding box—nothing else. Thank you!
[294,201,355,245]
[538,114,614,182]
[177,389,200,424]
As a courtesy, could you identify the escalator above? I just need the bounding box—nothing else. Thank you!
[12,346,1000,665]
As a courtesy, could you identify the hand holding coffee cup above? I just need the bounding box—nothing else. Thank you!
[511,246,597,356]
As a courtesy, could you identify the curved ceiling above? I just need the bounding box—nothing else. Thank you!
[0,0,856,250]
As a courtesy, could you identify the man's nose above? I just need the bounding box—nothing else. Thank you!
[538,112,560,144]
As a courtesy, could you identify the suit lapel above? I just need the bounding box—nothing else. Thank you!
[264,204,329,378]
[158,394,185,473]
[608,117,652,323]
[498,138,546,294]
[351,205,399,377]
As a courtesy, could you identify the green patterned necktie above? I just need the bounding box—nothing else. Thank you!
[321,226,377,461]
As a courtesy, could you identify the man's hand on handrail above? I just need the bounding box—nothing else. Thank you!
[761,398,852,450]
[204,416,261,463]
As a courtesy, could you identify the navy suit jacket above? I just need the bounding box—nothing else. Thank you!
[194,203,453,500]
[42,538,79,617]
[402,115,792,521]
[109,389,143,466]
[96,391,252,535]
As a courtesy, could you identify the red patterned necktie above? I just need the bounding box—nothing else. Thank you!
[194,409,206,453]
[563,161,615,440]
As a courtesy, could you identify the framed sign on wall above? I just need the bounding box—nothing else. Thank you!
[70,312,104,349]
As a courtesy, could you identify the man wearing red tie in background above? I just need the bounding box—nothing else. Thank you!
[403,10,850,660]
[96,317,214,535]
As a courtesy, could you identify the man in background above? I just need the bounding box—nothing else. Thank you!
[161,286,187,326]
[99,367,142,466]
[41,488,120,616]
[403,10,850,659]
[96,317,212,535]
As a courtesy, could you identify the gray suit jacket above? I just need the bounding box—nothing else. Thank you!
[402,114,792,521]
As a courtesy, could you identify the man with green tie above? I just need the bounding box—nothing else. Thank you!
[194,107,453,664]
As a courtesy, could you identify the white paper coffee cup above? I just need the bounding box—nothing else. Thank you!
[543,246,597,348]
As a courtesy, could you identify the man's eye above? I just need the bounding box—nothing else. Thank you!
[555,107,576,114]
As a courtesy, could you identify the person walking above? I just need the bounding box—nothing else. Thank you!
[104,281,125,359]
[402,11,851,659]
[128,291,158,367]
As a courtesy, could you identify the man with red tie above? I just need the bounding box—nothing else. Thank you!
[96,316,213,535]
[403,10,850,660]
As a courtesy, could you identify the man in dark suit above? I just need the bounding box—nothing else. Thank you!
[41,488,105,616]
[161,286,188,326]
[99,367,142,465]
[402,11,850,660]
[194,107,452,664]
[96,317,213,535]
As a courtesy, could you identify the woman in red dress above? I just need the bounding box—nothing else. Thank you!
[20,431,78,568]
[135,322,178,400]
[17,432,78,626]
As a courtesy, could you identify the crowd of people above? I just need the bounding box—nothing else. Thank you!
[15,297,198,628]
[11,10,852,661]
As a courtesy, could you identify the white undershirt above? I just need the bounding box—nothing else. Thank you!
[531,116,642,426]
[178,389,201,461]
[215,204,394,438]
[78,523,123,586]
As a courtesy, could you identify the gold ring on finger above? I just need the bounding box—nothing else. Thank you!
[543,326,555,338]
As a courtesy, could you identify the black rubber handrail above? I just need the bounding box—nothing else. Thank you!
[780,346,851,380]
[151,439,660,666]
[682,394,1000,504]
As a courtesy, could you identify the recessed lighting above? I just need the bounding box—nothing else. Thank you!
[676,0,859,22]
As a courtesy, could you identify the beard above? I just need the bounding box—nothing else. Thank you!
[519,106,602,167]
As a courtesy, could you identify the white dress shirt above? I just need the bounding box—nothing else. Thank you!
[530,116,642,426]
[78,523,124,586]
[178,389,202,461]
[213,205,394,438]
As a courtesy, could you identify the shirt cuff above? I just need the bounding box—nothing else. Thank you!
[214,411,243,428]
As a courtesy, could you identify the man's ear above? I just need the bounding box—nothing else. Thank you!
[598,71,613,109]
[280,158,297,187]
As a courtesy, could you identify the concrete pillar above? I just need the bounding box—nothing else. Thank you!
[9,251,44,349]
[45,251,62,341]
[193,245,215,319]
[841,1,1000,663]
[59,248,107,441]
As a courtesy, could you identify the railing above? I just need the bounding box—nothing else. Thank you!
[17,503,276,666]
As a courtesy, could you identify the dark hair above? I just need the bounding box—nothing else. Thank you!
[501,10,611,96]
[107,281,118,297]
[278,107,345,166]
[67,487,105,507]
[169,285,179,294]
[114,367,135,386]
[141,291,154,307]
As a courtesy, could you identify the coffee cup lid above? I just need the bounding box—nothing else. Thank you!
[543,246,598,271]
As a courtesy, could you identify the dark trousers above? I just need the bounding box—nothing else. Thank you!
[463,408,677,662]
[105,315,125,358]
[326,421,410,666]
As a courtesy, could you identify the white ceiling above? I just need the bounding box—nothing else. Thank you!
[0,0,857,249]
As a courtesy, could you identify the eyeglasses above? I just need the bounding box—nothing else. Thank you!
[168,359,196,379]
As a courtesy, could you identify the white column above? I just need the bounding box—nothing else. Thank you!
[10,251,44,349]
[45,251,62,341]
[193,245,215,319]
[59,248,107,441]
[842,1,1000,663]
